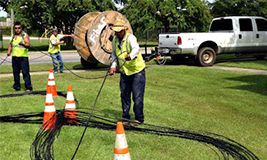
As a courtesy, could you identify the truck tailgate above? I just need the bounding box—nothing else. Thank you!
[159,34,178,48]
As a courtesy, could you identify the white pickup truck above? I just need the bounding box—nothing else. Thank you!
[157,16,267,66]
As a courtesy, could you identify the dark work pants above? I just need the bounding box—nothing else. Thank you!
[120,69,146,123]
[12,57,32,90]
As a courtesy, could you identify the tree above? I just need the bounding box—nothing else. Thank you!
[122,0,212,33]
[4,0,116,35]
[211,0,267,17]
[0,0,9,12]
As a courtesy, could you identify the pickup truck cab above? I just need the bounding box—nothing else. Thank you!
[158,16,267,66]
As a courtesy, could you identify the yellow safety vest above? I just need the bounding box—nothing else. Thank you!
[11,33,29,57]
[48,34,60,54]
[113,33,145,76]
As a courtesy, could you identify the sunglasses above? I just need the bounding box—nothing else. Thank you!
[14,27,21,29]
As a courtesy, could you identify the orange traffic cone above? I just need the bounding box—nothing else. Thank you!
[47,68,57,97]
[64,85,77,124]
[42,87,57,130]
[114,122,131,160]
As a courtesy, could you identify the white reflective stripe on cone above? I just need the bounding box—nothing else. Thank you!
[44,106,56,112]
[65,104,75,109]
[47,81,55,85]
[48,73,54,79]
[114,153,131,160]
[66,91,74,100]
[46,94,53,103]
[115,134,128,149]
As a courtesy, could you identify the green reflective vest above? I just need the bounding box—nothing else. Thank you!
[48,34,60,54]
[11,33,29,57]
[113,33,145,76]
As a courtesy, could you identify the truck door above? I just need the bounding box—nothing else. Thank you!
[255,18,267,53]
[237,18,255,53]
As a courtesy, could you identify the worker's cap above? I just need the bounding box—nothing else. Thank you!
[111,19,127,32]
[52,28,58,32]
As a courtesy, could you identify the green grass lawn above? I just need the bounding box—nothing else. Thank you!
[0,39,75,53]
[0,64,266,159]
[0,62,83,73]
[216,54,267,70]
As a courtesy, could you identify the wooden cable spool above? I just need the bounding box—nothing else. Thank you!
[74,11,132,65]
[74,12,101,63]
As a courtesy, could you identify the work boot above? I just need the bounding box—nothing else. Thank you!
[130,120,143,127]
[13,86,21,91]
[121,118,131,126]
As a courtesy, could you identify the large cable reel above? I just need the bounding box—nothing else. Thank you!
[74,11,132,66]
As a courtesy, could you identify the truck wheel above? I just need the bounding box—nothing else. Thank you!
[80,57,98,68]
[196,47,216,66]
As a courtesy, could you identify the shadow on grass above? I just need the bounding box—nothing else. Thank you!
[225,75,267,96]
[71,64,109,71]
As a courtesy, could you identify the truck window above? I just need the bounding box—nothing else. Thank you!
[210,19,233,31]
[256,19,267,31]
[239,19,253,31]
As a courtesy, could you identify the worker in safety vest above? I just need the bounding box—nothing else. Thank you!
[48,28,73,73]
[7,21,33,92]
[109,19,146,126]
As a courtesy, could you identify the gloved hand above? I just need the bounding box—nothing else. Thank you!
[125,54,131,61]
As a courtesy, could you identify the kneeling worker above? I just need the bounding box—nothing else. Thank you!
[109,19,146,125]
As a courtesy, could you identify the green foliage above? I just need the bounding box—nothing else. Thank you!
[0,0,9,12]
[5,0,116,36]
[184,0,212,32]
[122,0,212,33]
[211,0,267,17]
[3,0,266,38]
[122,0,157,33]
[0,17,6,22]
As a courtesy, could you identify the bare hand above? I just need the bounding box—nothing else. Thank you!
[7,53,11,56]
[109,68,117,76]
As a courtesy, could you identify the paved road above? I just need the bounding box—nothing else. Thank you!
[0,50,81,65]
[1,49,267,76]
[0,48,153,65]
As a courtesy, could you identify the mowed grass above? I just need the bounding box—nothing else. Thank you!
[0,39,49,52]
[0,64,267,160]
[216,54,267,70]
[0,62,83,73]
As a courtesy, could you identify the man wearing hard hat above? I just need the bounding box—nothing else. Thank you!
[109,19,146,126]
[48,28,73,73]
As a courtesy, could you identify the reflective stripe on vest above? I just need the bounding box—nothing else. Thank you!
[48,35,60,54]
[113,33,145,76]
[11,34,28,57]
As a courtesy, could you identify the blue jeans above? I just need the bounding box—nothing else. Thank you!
[12,57,32,90]
[120,69,146,122]
[50,52,64,72]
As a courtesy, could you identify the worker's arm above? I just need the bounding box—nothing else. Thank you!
[19,34,30,48]
[125,34,139,61]
[109,41,117,76]
[51,36,64,46]
[53,41,64,46]
[7,44,12,56]
[52,34,74,46]
[63,34,75,38]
